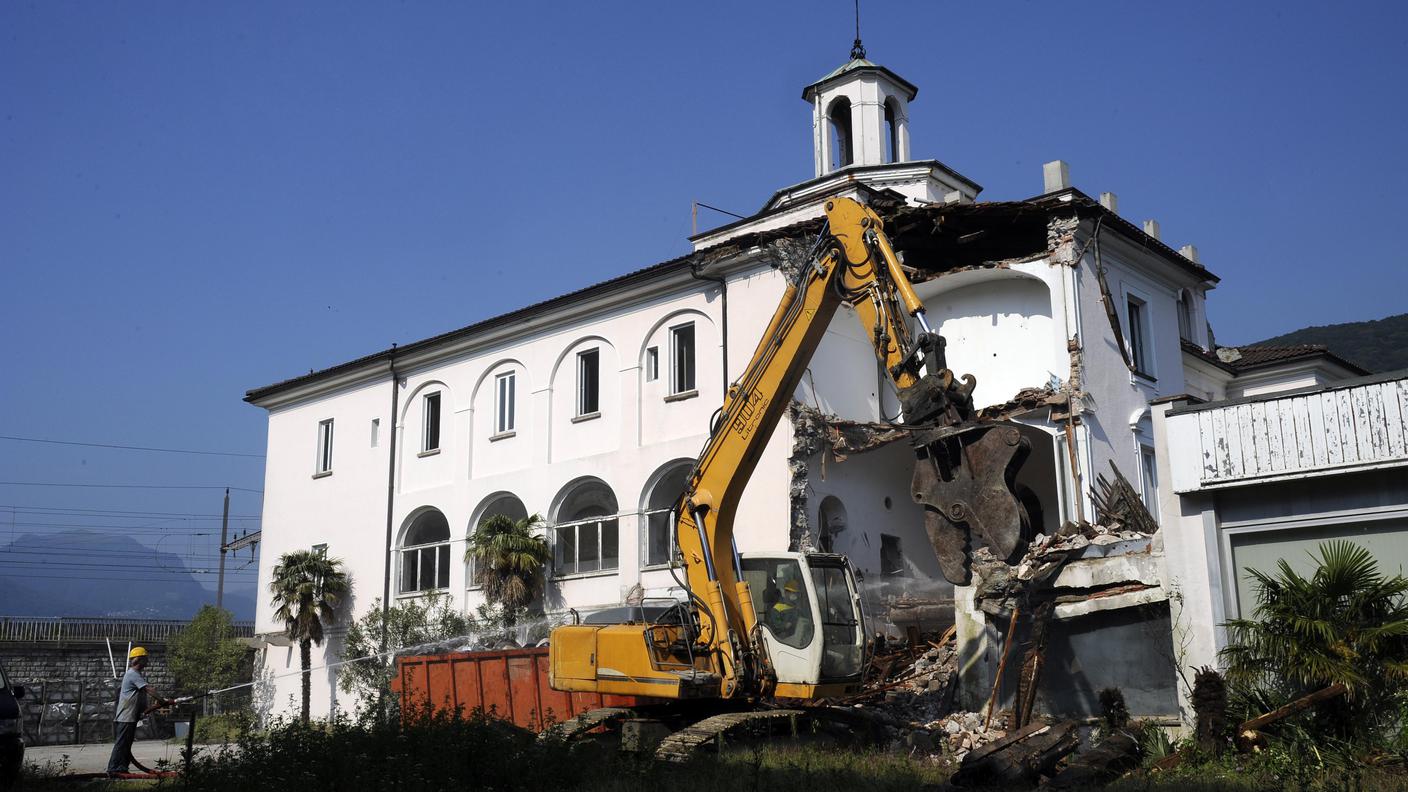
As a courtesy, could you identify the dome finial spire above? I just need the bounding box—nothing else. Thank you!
[850,0,866,60]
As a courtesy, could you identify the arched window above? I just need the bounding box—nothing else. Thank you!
[817,496,848,553]
[883,99,898,164]
[552,480,618,576]
[400,509,450,594]
[642,462,692,568]
[828,98,853,171]
[467,494,529,588]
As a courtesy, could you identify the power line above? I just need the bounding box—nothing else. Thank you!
[4,521,234,532]
[0,482,263,494]
[0,505,261,518]
[0,434,264,459]
[0,555,257,571]
[0,571,258,583]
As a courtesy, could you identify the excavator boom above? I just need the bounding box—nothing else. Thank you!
[549,197,1028,704]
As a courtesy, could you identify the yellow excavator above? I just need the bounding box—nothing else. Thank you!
[548,197,1030,755]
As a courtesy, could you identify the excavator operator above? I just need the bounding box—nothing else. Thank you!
[765,578,804,641]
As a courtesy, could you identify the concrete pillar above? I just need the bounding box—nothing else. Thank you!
[1099,192,1118,213]
[1179,244,1199,263]
[1143,219,1161,240]
[954,584,993,711]
[1043,160,1071,193]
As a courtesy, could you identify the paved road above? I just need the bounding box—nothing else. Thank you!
[25,740,189,775]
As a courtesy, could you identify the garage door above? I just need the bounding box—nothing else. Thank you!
[1228,518,1408,618]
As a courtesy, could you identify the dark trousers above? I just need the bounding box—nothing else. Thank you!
[107,721,138,774]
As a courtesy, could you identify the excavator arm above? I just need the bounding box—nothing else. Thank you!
[549,197,1028,702]
[674,197,1028,695]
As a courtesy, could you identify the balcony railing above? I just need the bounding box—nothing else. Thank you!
[1167,372,1408,492]
[0,616,254,644]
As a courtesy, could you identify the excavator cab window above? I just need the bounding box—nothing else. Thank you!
[740,558,814,650]
[810,563,863,679]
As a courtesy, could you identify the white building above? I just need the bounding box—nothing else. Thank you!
[246,50,1369,723]
[1154,369,1408,688]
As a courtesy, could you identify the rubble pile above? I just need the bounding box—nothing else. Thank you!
[848,632,1012,763]
[924,710,1009,762]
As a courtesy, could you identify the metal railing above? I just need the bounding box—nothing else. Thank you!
[0,616,254,644]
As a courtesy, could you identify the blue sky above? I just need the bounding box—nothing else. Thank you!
[2,1,1405,614]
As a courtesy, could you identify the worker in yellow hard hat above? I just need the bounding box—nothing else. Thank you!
[107,647,171,776]
[765,578,804,641]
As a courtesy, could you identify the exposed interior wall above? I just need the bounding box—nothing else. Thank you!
[918,269,1063,411]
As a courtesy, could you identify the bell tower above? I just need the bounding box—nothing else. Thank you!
[802,40,918,178]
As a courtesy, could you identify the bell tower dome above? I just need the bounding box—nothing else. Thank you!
[802,44,918,178]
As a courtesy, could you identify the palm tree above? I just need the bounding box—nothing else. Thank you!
[269,549,351,723]
[467,514,550,627]
[1220,540,1408,738]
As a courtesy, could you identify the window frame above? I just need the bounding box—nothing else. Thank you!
[1176,290,1195,342]
[1139,443,1159,510]
[641,507,678,569]
[667,322,697,398]
[828,97,853,170]
[315,419,334,477]
[493,371,516,437]
[575,348,601,418]
[399,537,451,595]
[1124,293,1154,378]
[552,514,619,578]
[421,392,442,454]
[644,346,659,382]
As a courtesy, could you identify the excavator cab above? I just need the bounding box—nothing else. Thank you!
[739,552,865,697]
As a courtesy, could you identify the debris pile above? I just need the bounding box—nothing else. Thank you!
[925,710,1009,762]
[846,630,1015,764]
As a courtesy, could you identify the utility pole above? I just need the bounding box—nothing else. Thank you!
[215,487,230,610]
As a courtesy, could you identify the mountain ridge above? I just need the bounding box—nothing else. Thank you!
[0,529,254,620]
[1250,312,1408,374]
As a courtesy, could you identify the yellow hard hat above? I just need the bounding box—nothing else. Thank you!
[783,580,801,593]
[129,647,148,659]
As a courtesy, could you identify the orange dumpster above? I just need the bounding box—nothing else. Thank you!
[394,646,651,731]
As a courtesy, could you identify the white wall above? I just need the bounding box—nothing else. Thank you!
[917,266,1065,410]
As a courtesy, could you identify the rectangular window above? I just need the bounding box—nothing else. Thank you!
[554,516,619,576]
[576,349,600,416]
[399,544,449,594]
[316,419,334,474]
[422,392,441,452]
[1176,296,1193,342]
[880,534,905,578]
[645,347,659,382]
[644,508,676,567]
[670,323,696,395]
[1140,445,1159,509]
[370,418,380,448]
[495,372,516,434]
[1126,296,1150,375]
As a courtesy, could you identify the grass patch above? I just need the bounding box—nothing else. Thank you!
[16,711,1408,791]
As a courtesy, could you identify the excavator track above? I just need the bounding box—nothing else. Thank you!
[541,706,636,741]
[654,709,808,762]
